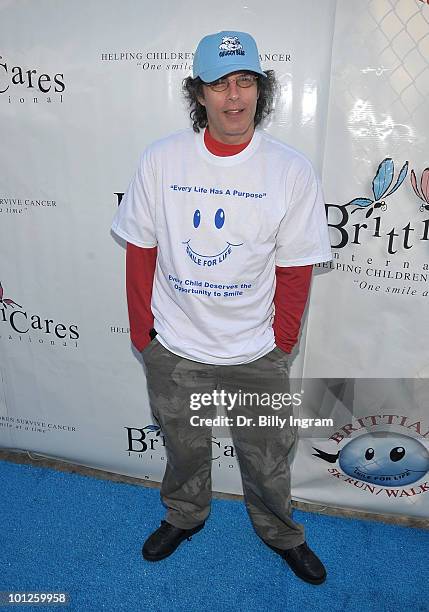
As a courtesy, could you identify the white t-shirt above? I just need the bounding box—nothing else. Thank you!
[112,128,332,364]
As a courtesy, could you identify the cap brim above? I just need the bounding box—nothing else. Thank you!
[198,64,267,83]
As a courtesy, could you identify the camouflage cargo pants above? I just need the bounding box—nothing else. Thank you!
[141,337,305,549]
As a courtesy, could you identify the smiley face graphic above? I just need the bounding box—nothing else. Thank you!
[182,207,243,267]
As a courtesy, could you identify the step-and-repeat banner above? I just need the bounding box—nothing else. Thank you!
[1,0,428,518]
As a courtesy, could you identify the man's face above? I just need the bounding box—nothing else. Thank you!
[198,71,259,145]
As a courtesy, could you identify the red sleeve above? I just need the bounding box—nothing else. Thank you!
[273,265,313,354]
[126,242,157,352]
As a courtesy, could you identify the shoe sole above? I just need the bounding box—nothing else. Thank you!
[142,523,205,561]
[267,543,327,585]
[286,566,327,585]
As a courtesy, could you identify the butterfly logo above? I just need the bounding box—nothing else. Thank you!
[410,168,429,212]
[346,158,408,218]
[0,282,22,309]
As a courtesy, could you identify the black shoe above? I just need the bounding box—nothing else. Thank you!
[270,542,327,585]
[142,520,205,561]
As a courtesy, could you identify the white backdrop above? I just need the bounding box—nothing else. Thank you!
[0,0,428,518]
[292,0,429,519]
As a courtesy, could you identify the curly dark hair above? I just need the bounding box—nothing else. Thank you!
[182,70,277,133]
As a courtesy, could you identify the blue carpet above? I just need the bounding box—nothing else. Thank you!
[0,460,428,612]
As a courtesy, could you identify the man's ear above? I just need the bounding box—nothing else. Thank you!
[197,93,206,107]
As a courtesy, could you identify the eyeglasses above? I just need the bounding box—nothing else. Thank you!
[207,74,258,92]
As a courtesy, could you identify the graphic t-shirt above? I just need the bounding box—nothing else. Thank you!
[112,128,332,364]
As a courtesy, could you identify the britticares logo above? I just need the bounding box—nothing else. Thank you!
[410,167,429,212]
[125,424,236,467]
[125,424,165,454]
[345,158,408,218]
[326,157,429,254]
[0,56,65,95]
[0,282,21,309]
[0,281,79,346]
[0,55,65,106]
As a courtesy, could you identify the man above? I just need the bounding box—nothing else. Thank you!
[112,31,332,585]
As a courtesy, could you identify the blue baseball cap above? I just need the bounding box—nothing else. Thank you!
[193,31,266,83]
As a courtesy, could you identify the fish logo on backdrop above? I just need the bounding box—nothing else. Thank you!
[0,281,79,349]
[312,415,429,499]
[322,158,429,299]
